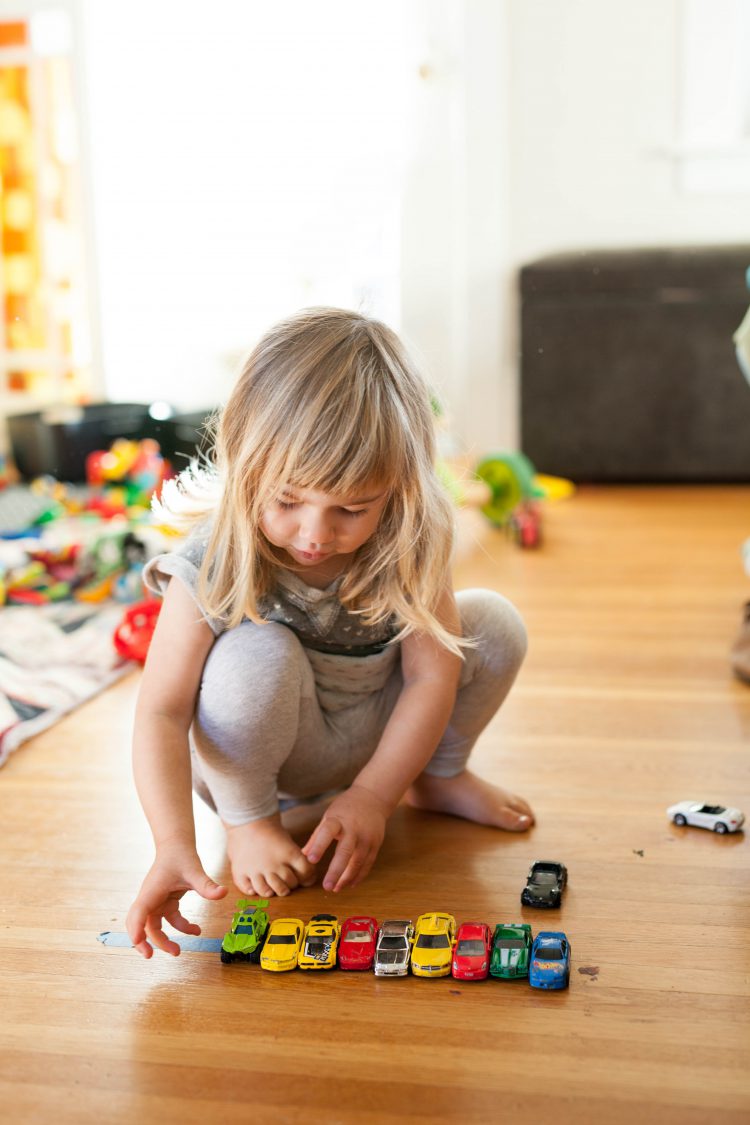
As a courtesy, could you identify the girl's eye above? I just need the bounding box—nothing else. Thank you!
[343,508,368,518]
[277,500,298,510]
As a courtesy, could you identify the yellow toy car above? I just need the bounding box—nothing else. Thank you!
[410,912,457,978]
[259,917,305,972]
[297,913,341,971]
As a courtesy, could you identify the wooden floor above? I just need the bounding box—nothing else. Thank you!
[2,486,749,1124]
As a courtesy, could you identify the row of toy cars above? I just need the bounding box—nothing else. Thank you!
[220,900,572,989]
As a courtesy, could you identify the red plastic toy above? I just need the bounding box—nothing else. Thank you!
[451,921,492,981]
[338,916,379,971]
[113,598,161,663]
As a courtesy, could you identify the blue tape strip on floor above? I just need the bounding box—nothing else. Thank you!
[98,931,223,952]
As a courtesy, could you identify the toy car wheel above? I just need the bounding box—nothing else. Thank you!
[248,931,268,964]
[220,950,234,964]
[714,822,728,834]
[673,814,687,826]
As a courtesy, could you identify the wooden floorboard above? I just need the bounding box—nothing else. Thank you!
[1,486,749,1124]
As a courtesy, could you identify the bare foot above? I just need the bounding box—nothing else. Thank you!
[406,770,534,831]
[224,814,317,897]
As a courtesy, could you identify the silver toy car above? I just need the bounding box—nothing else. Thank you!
[667,801,745,834]
[373,919,415,977]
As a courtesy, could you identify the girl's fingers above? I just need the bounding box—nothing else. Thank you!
[325,840,366,892]
[144,917,182,957]
[302,815,343,863]
[125,902,148,949]
[163,910,201,936]
[349,848,378,889]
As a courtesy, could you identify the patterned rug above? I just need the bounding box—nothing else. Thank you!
[0,600,133,768]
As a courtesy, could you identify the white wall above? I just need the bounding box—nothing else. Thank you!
[399,0,512,458]
[484,0,750,449]
[507,0,750,262]
[76,0,750,455]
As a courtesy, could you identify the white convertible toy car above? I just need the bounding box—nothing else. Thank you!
[667,801,745,834]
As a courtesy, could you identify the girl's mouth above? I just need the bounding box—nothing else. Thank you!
[295,548,331,562]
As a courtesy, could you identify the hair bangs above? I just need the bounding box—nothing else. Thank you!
[264,371,416,503]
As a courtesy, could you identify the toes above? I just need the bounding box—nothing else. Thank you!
[290,854,316,883]
[249,873,276,898]
[278,864,300,890]
[504,790,535,824]
[265,871,291,897]
[501,808,532,831]
[233,871,256,896]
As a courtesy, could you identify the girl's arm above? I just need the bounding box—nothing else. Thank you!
[302,587,462,890]
[126,579,227,958]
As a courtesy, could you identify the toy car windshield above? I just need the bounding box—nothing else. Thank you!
[379,936,407,949]
[530,871,558,884]
[497,937,526,949]
[234,924,256,935]
[415,934,450,949]
[267,934,296,944]
[537,948,563,959]
[456,939,485,955]
[345,930,372,942]
[695,804,725,814]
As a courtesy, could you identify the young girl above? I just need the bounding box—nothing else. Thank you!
[126,307,533,959]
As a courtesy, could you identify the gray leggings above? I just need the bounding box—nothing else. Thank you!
[190,589,527,825]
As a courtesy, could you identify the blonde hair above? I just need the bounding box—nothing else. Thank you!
[168,307,465,655]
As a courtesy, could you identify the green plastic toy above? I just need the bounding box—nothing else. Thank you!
[474,452,543,527]
[489,922,533,980]
[220,898,270,964]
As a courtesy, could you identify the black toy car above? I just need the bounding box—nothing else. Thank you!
[521,860,568,908]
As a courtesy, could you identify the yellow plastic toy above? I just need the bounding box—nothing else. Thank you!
[297,914,341,971]
[475,451,574,525]
[410,912,457,978]
[259,918,305,972]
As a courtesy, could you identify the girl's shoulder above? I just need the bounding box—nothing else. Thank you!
[142,525,219,633]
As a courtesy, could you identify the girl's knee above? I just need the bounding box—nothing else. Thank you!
[456,588,528,676]
[197,621,310,742]
[201,620,305,698]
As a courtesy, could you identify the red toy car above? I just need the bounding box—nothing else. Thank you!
[338,915,379,970]
[451,921,492,981]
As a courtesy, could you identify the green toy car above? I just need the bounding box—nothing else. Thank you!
[489,922,532,980]
[220,898,270,964]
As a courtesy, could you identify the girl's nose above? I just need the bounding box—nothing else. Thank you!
[301,510,334,545]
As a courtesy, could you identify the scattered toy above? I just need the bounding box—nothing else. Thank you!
[338,915,379,971]
[219,898,269,964]
[259,917,305,972]
[489,922,532,980]
[298,913,341,970]
[113,598,162,663]
[521,860,568,908]
[373,919,414,977]
[529,931,571,990]
[667,801,745,834]
[410,912,456,978]
[452,921,492,981]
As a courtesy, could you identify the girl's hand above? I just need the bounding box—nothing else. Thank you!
[126,844,227,958]
[301,784,391,892]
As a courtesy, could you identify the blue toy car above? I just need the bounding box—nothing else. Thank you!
[529,931,571,990]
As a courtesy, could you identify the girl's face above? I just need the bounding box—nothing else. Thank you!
[260,483,388,573]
